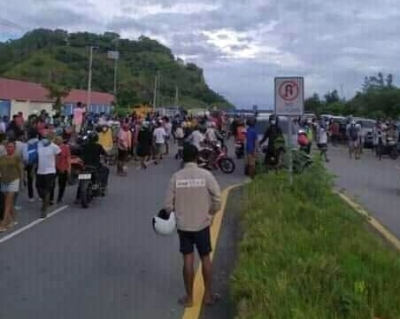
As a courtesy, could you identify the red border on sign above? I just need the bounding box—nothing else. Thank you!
[278,81,299,101]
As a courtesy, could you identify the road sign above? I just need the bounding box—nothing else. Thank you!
[274,77,304,116]
[107,51,119,60]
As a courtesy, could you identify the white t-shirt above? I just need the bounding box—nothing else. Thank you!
[164,122,172,137]
[318,128,328,144]
[37,142,61,175]
[190,130,205,150]
[153,127,166,144]
[205,128,217,142]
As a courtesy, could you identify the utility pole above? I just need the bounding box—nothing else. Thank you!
[175,86,179,111]
[86,46,97,111]
[153,72,159,111]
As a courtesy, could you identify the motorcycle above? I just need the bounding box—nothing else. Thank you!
[77,165,106,208]
[234,140,245,159]
[198,141,236,174]
[376,136,398,160]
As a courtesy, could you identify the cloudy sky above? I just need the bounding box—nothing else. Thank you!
[1,0,400,108]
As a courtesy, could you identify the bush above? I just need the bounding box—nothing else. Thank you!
[231,160,400,319]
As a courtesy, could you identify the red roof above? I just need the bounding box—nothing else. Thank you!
[0,78,114,105]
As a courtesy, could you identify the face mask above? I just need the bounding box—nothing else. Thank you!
[102,128,107,132]
[42,138,50,146]
[270,120,276,125]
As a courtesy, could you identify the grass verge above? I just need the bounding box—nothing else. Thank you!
[231,160,400,319]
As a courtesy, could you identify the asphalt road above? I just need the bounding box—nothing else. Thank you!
[326,145,400,238]
[0,144,246,319]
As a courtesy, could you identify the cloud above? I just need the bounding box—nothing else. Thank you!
[1,0,400,108]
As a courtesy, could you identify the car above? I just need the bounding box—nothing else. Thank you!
[354,117,376,148]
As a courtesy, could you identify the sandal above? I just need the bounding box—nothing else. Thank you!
[0,227,7,233]
[204,293,221,306]
[178,296,193,308]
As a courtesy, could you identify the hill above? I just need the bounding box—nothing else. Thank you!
[0,28,234,110]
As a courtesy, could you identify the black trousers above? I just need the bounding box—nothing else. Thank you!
[50,170,68,202]
[25,164,36,199]
[36,174,56,200]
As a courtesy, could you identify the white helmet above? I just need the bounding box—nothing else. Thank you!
[152,209,177,236]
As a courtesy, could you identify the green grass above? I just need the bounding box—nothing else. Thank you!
[231,161,400,319]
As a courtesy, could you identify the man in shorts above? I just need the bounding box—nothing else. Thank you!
[165,144,222,308]
[153,120,166,164]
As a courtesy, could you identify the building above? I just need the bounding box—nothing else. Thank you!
[0,78,114,118]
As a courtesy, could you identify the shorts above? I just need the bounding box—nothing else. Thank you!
[155,143,164,155]
[348,140,359,148]
[178,226,212,257]
[1,179,20,193]
[118,149,129,161]
[246,153,256,166]
[74,123,82,133]
[317,143,328,151]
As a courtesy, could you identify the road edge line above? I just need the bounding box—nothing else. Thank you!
[335,190,400,252]
[181,181,247,319]
[0,205,69,245]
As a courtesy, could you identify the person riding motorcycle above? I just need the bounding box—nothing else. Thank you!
[76,131,110,201]
[259,114,283,165]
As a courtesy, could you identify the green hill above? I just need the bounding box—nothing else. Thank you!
[0,28,234,110]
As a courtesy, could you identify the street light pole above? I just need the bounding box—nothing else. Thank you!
[86,46,96,111]
[153,73,158,111]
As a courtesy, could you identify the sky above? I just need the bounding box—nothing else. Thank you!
[1,0,400,108]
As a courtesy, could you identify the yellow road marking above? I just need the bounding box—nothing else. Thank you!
[335,190,400,252]
[181,182,246,319]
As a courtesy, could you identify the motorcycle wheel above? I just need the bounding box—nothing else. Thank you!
[218,157,235,174]
[80,180,93,208]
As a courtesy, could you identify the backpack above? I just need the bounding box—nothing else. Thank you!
[27,141,39,165]
[349,125,358,141]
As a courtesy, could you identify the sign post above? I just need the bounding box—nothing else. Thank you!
[274,77,304,185]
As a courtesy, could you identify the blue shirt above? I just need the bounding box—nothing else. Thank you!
[246,126,258,154]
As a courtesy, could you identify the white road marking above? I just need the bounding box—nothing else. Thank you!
[0,205,69,245]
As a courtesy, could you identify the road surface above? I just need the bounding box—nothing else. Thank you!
[0,145,246,319]
[326,145,400,238]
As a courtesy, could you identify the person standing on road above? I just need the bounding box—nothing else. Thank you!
[73,102,86,134]
[0,140,23,232]
[245,117,258,178]
[36,131,61,218]
[117,123,131,176]
[163,117,172,156]
[153,120,167,165]
[165,144,222,308]
[51,136,71,204]
[136,121,153,169]
[317,121,330,163]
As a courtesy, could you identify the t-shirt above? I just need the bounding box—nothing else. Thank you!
[245,126,258,154]
[37,142,61,175]
[318,128,328,144]
[81,143,107,168]
[190,130,205,150]
[73,107,85,125]
[164,123,172,137]
[153,127,166,144]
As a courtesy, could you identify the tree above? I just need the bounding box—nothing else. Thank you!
[43,83,71,113]
[305,93,322,113]
[324,90,340,105]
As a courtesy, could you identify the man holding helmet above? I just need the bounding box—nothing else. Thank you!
[164,144,221,308]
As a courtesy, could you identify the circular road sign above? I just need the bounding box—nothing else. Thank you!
[279,80,299,102]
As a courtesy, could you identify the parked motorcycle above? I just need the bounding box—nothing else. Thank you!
[198,141,236,174]
[376,136,398,160]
